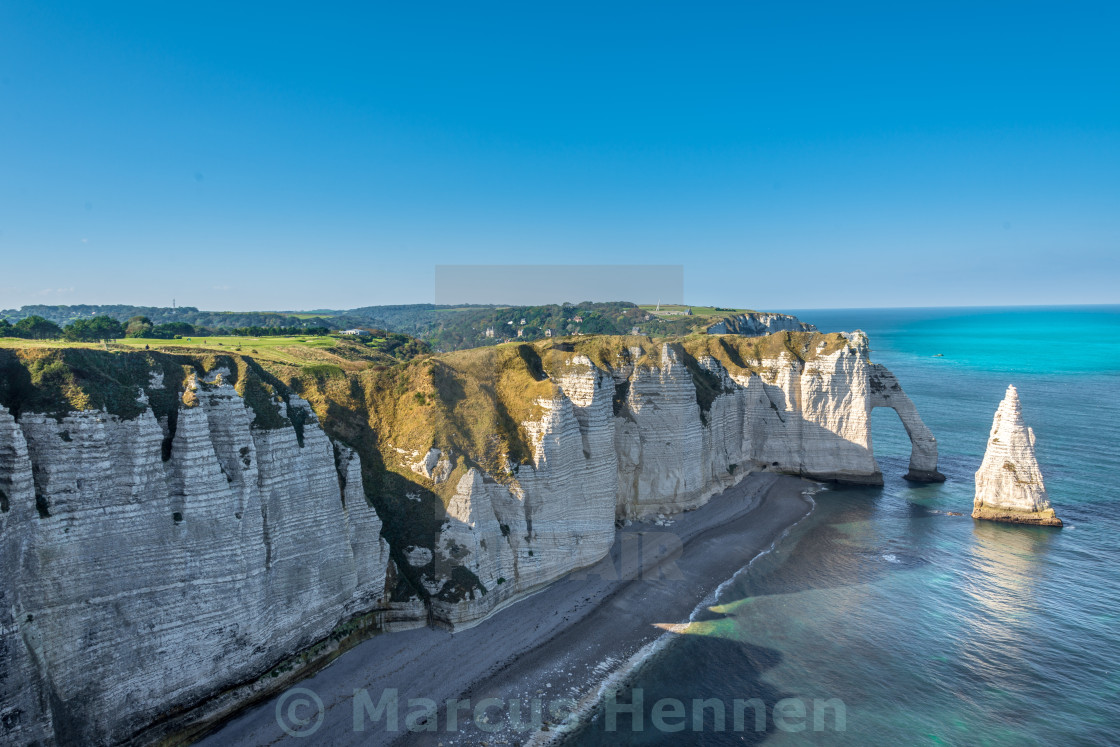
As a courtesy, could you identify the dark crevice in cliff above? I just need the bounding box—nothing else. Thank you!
[287,402,308,447]
[516,344,548,382]
[260,503,273,568]
[332,443,347,502]
[674,344,732,426]
[613,381,630,416]
[161,408,178,462]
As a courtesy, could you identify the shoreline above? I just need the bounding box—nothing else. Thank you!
[529,479,819,747]
[197,472,815,746]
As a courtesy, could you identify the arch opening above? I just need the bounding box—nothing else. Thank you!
[867,364,946,483]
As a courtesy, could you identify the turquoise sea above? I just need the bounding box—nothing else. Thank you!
[568,306,1120,745]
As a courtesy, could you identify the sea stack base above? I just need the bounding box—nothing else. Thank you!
[971,505,1063,527]
[905,468,947,483]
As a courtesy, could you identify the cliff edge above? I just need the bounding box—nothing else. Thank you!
[705,311,816,336]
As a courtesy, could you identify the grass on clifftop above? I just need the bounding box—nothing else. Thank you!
[0,347,293,430]
[292,343,559,496]
[681,331,851,374]
[0,335,404,370]
[637,304,755,317]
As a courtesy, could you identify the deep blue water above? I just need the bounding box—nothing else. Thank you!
[568,306,1120,745]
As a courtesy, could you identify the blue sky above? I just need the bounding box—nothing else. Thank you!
[1,2,1117,311]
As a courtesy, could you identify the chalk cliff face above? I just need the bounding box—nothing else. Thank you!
[972,385,1062,526]
[0,370,388,746]
[706,311,816,336]
[0,332,943,744]
[425,332,944,626]
[430,357,618,626]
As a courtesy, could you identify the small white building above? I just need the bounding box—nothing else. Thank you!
[516,328,524,338]
[340,329,368,335]
[484,327,495,338]
[544,329,553,338]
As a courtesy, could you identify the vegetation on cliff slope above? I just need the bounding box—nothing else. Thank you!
[0,347,296,429]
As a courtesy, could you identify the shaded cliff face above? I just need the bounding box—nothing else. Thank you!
[973,385,1061,526]
[0,356,387,746]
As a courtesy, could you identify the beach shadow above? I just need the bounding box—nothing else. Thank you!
[568,636,795,745]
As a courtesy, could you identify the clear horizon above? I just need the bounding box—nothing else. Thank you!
[2,2,1117,311]
[5,299,1120,315]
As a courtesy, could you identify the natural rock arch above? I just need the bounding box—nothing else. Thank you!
[867,364,946,482]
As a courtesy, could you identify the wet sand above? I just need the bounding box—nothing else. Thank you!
[197,472,814,746]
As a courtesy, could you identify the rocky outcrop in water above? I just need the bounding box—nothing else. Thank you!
[972,385,1062,527]
[705,311,816,336]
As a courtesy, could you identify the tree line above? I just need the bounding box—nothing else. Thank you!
[0,315,332,342]
[0,304,348,330]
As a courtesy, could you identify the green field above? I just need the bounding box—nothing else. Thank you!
[637,304,751,317]
[0,335,383,369]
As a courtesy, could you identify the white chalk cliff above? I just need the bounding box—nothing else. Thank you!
[705,311,816,335]
[0,370,388,745]
[0,332,943,744]
[972,385,1062,526]
[427,333,943,627]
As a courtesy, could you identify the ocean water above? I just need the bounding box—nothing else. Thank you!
[567,306,1120,745]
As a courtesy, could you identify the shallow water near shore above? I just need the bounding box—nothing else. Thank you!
[566,306,1120,745]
